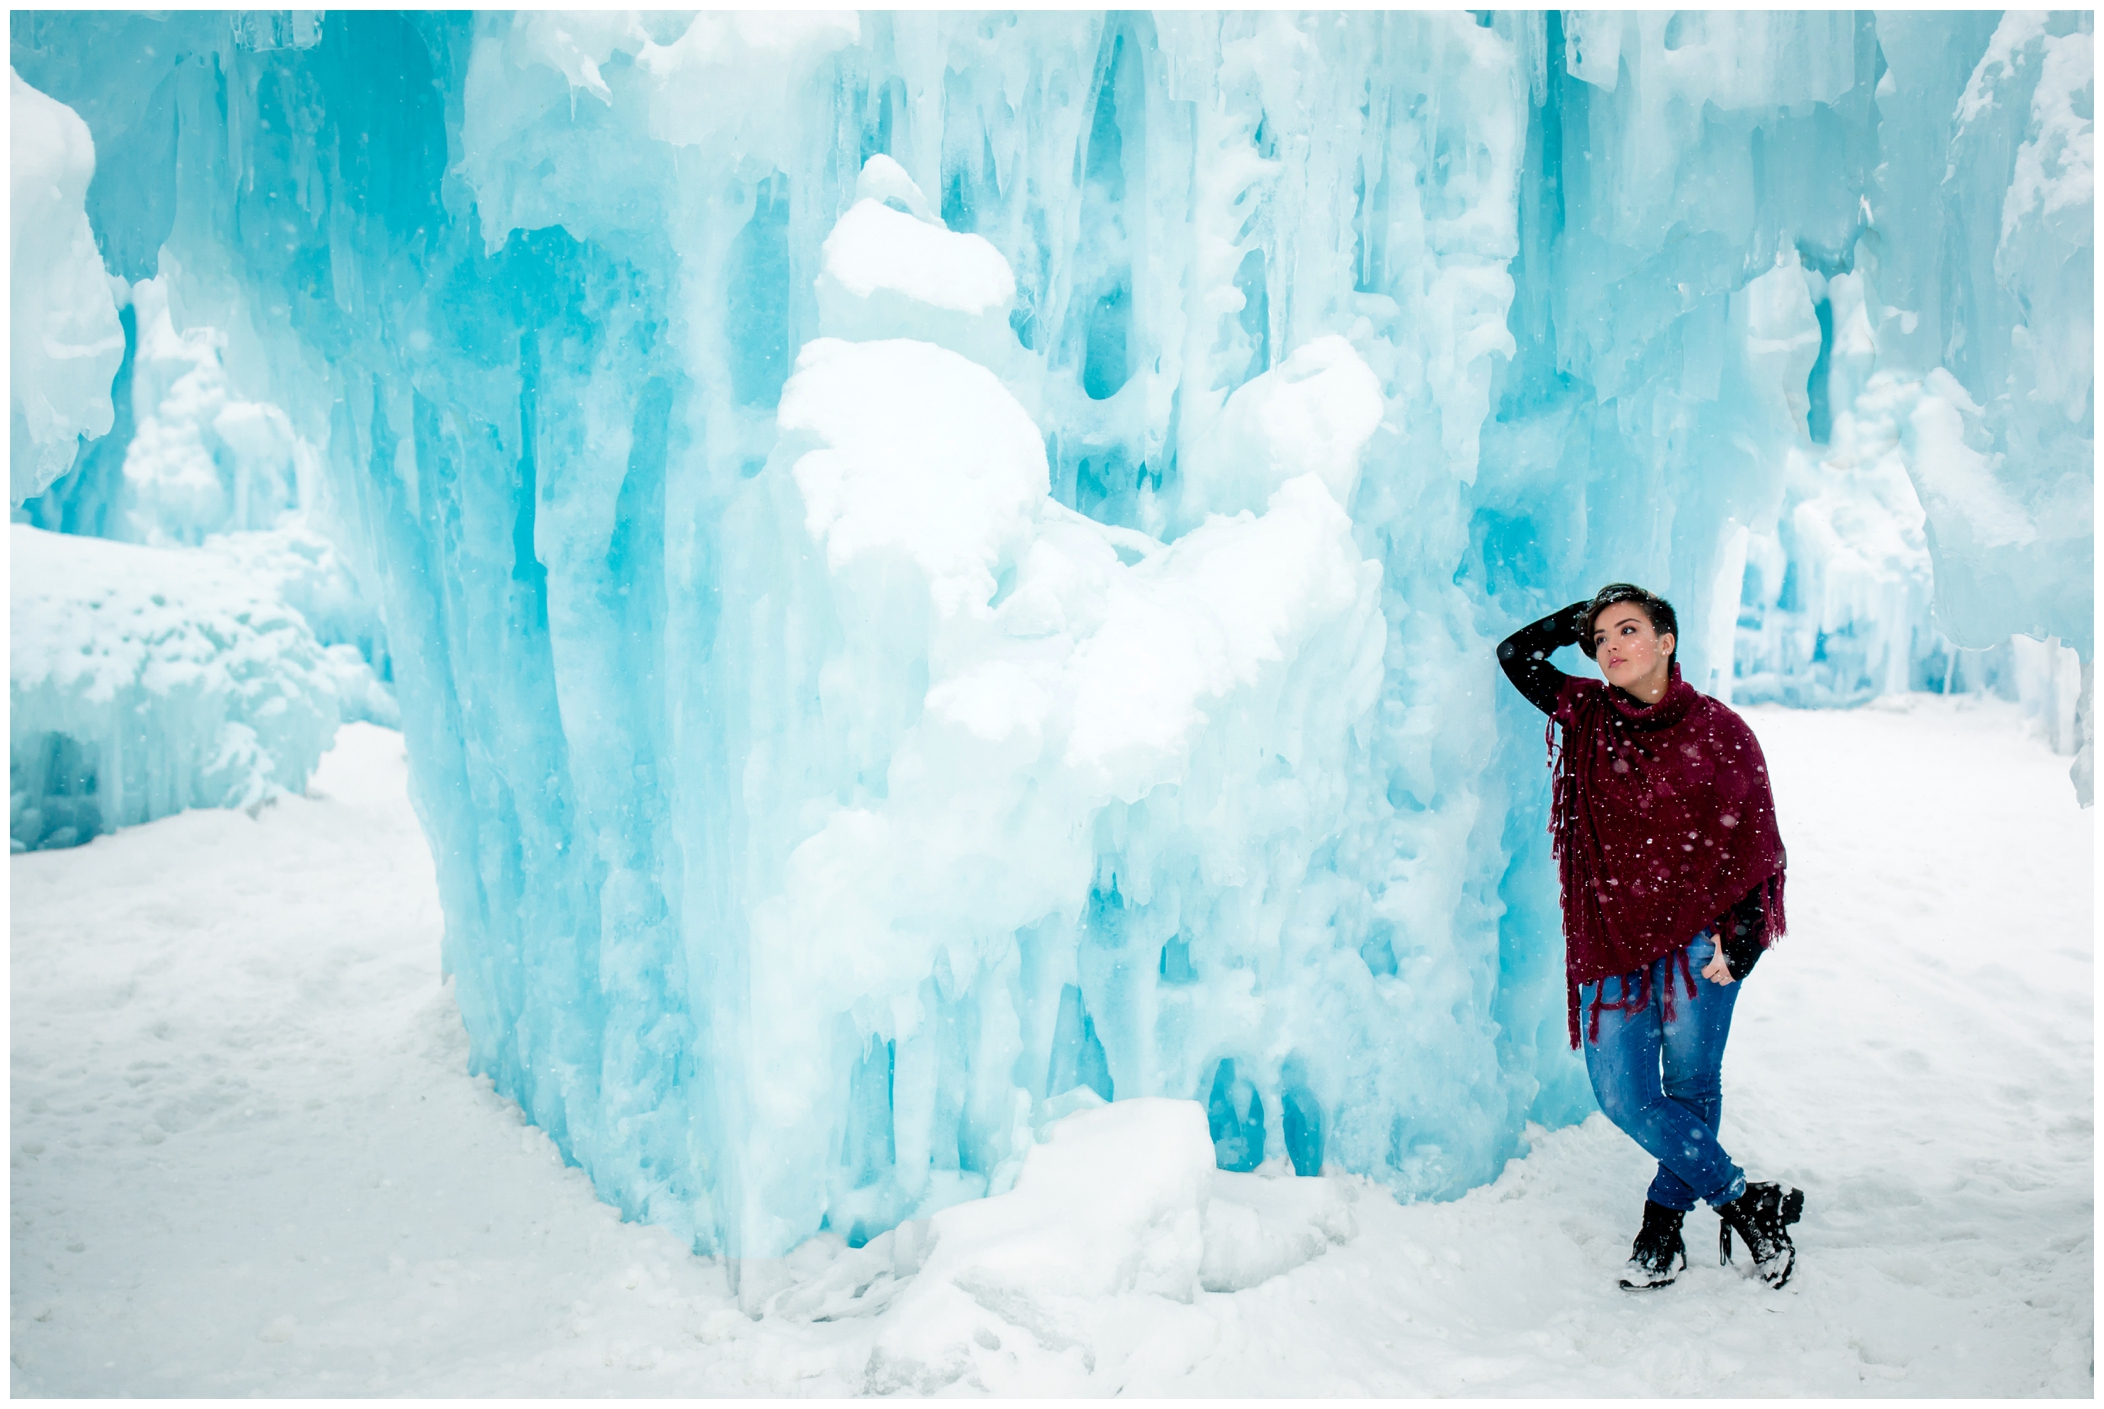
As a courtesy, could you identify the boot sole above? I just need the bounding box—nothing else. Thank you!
[1618,1250,1687,1291]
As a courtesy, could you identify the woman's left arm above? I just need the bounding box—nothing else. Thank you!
[1496,600,1592,716]
[1702,885,1766,985]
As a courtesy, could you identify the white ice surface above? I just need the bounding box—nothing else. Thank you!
[9,702,2090,1395]
[9,68,124,505]
[814,198,1022,374]
[821,199,1015,314]
[1179,334,1387,524]
[119,276,315,546]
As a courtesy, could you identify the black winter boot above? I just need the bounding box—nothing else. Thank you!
[1717,1181,1804,1288]
[1618,1200,1688,1290]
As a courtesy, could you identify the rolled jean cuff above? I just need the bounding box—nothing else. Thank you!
[1706,1170,1747,1208]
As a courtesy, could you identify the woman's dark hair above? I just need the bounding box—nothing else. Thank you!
[1580,583,1678,662]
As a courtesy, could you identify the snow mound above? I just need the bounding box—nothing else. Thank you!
[1201,1163,1358,1293]
[738,1098,1357,1392]
[9,524,382,850]
[815,159,1025,377]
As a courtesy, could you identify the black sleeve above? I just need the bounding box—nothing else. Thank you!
[1497,600,1593,717]
[1721,885,1765,980]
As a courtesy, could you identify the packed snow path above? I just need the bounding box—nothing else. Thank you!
[11,699,2091,1396]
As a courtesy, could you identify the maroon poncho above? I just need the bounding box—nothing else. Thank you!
[1549,664,1787,1048]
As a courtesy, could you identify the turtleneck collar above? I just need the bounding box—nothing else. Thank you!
[1604,661,1696,730]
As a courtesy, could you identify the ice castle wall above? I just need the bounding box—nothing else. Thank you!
[1722,12,2094,791]
[9,11,2091,1261]
[11,54,397,847]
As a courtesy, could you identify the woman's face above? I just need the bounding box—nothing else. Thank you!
[1591,603,1675,697]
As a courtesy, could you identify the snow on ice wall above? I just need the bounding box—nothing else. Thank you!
[9,12,2090,1260]
[11,67,125,504]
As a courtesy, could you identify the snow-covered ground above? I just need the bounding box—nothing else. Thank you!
[10,696,2091,1396]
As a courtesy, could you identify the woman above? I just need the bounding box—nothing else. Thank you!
[1498,584,1803,1291]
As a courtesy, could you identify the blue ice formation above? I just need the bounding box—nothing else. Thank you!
[1723,14,2094,734]
[9,66,395,847]
[8,12,2091,1260]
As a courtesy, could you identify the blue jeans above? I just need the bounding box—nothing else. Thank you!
[1579,932,1748,1212]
